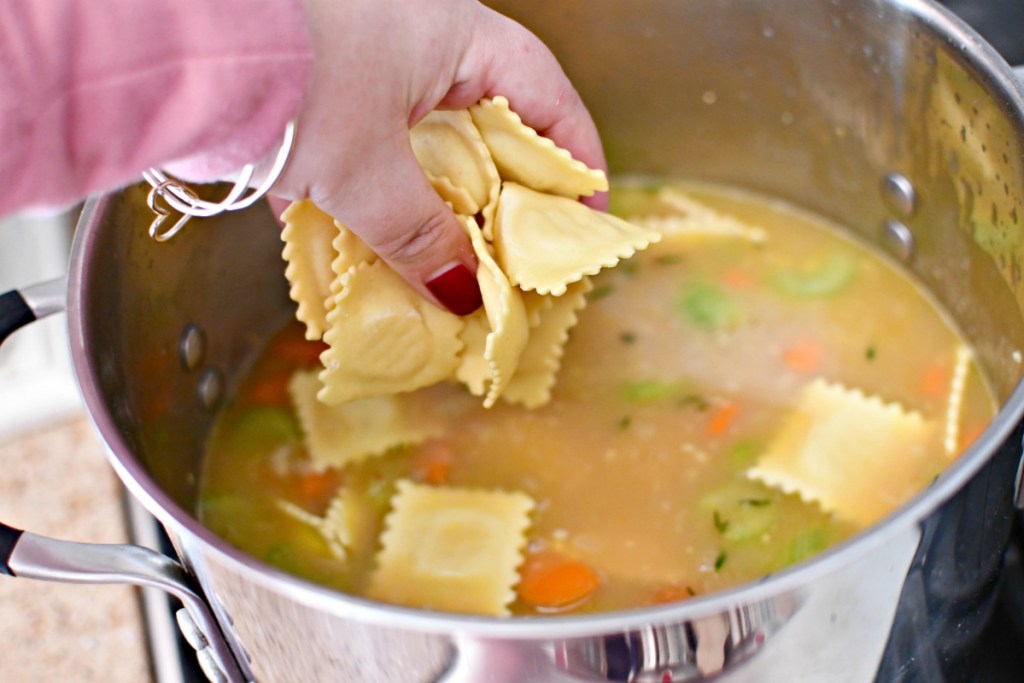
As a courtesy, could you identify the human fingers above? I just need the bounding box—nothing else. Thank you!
[438,7,609,210]
[266,195,291,227]
[309,133,483,316]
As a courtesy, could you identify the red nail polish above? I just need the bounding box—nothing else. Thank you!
[426,263,483,316]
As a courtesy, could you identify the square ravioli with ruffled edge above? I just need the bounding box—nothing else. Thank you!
[279,96,661,410]
[469,95,608,200]
[410,109,501,216]
[367,480,534,616]
[288,370,441,470]
[746,379,936,526]
[318,261,465,405]
[280,200,340,340]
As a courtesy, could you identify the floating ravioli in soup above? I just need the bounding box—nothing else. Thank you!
[198,99,995,617]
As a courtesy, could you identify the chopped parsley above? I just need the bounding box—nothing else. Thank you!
[714,551,728,572]
[655,254,684,266]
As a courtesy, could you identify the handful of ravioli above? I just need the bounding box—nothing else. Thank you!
[280,97,660,409]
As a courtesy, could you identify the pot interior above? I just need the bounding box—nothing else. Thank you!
[75,0,1024,553]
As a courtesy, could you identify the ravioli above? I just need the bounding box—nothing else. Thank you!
[469,96,608,199]
[747,379,935,526]
[329,220,378,297]
[367,480,534,616]
[458,216,529,407]
[289,370,440,470]
[493,182,662,296]
[642,188,768,244]
[411,110,501,216]
[318,262,464,404]
[280,200,341,340]
[277,487,378,563]
[944,345,974,456]
[503,277,593,408]
[278,97,658,410]
[454,311,491,398]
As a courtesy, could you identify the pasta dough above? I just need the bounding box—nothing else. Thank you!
[469,96,608,199]
[493,182,662,296]
[281,96,658,411]
[503,277,593,408]
[368,480,534,616]
[747,379,935,525]
[411,110,501,216]
[318,262,465,404]
[280,200,341,340]
[289,370,440,470]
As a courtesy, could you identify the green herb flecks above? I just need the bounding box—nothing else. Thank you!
[655,254,684,266]
[677,394,710,411]
[713,510,730,534]
[618,260,640,278]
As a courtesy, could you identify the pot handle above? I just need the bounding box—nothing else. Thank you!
[0,280,248,683]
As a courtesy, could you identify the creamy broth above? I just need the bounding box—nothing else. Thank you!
[198,180,995,615]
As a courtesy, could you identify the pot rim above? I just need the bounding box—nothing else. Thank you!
[67,0,1024,640]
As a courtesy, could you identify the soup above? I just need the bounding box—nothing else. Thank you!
[198,180,995,616]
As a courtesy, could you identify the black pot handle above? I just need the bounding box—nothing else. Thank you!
[0,289,36,345]
[0,522,22,576]
[0,286,46,575]
[0,281,247,682]
[0,281,62,574]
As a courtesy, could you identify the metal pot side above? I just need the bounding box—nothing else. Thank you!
[66,1,1024,681]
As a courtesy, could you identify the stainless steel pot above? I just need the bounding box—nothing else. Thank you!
[3,1,1024,681]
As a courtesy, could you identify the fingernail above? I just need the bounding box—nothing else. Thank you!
[425,262,483,316]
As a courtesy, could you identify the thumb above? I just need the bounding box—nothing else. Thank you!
[315,139,483,317]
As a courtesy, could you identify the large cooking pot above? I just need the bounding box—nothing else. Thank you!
[3,0,1024,681]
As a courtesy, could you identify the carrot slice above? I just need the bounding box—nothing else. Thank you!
[706,401,739,438]
[922,361,949,397]
[244,373,292,406]
[649,583,695,605]
[517,550,601,609]
[959,424,985,450]
[410,441,456,486]
[722,268,754,290]
[294,468,341,507]
[783,338,823,374]
[269,335,329,367]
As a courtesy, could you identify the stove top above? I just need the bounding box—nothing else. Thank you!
[973,521,1024,682]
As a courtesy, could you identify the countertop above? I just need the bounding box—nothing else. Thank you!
[0,416,151,683]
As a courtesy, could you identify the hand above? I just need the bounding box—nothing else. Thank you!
[271,0,607,314]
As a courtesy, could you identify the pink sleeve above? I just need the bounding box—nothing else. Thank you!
[0,0,313,215]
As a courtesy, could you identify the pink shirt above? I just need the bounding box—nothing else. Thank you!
[0,0,313,215]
